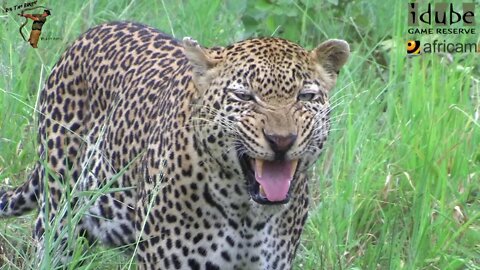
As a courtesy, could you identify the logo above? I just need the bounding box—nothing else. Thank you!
[2,1,60,49]
[18,7,52,48]
[408,3,475,27]
[406,2,477,55]
[407,40,421,54]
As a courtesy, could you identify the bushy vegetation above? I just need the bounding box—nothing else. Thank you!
[0,0,478,269]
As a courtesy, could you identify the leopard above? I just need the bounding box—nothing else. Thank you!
[0,21,349,269]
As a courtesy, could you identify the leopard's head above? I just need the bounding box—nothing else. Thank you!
[185,37,349,205]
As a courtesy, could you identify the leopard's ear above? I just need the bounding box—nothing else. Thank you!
[183,37,223,91]
[311,39,350,76]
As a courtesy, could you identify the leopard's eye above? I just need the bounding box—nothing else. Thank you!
[232,92,254,102]
[297,92,316,102]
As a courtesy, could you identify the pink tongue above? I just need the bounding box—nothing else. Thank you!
[255,160,294,202]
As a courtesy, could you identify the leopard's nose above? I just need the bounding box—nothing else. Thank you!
[263,131,297,155]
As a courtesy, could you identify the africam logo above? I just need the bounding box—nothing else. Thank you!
[406,40,479,55]
[406,40,421,54]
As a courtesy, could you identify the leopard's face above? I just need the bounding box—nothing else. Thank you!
[185,37,349,205]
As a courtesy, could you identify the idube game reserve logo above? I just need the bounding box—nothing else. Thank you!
[407,2,478,55]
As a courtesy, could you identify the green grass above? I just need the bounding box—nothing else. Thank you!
[1,0,479,269]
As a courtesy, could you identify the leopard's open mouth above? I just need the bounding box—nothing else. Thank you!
[239,155,299,205]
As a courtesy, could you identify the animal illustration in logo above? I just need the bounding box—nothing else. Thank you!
[407,40,421,54]
[18,7,51,48]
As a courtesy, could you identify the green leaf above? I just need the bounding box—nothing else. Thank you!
[254,0,274,11]
[265,15,279,34]
[225,0,247,14]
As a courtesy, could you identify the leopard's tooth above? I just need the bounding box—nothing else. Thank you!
[255,159,264,178]
[290,160,299,178]
[259,185,266,197]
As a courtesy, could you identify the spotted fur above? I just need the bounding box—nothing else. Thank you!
[0,22,349,269]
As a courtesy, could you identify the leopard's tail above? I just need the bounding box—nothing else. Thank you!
[0,163,41,217]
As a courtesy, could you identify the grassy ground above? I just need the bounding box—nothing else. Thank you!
[1,0,479,269]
